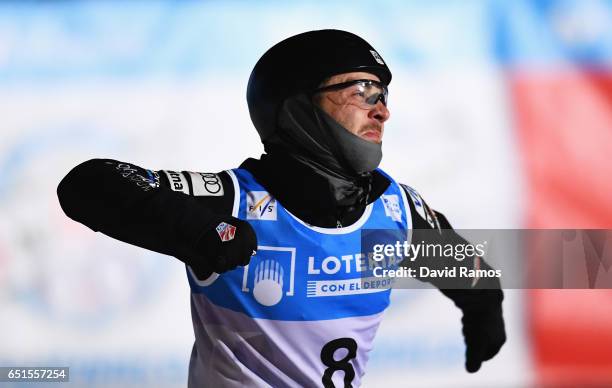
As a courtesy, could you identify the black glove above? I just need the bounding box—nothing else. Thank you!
[190,216,257,279]
[440,288,505,372]
[455,289,506,373]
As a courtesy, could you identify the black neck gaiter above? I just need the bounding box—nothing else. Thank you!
[265,93,382,207]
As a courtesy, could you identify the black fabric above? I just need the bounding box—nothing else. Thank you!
[318,106,383,174]
[57,158,236,270]
[272,94,382,177]
[193,216,257,280]
[442,288,506,373]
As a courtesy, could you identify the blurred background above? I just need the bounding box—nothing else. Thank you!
[1,0,611,387]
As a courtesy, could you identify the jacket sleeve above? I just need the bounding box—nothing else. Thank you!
[400,183,502,291]
[57,158,235,266]
[401,185,506,373]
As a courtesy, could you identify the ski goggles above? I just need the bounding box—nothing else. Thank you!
[313,79,388,109]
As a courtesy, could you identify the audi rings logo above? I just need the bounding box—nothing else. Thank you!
[201,173,222,194]
[188,172,224,196]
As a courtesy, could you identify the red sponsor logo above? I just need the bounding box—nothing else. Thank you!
[215,222,236,242]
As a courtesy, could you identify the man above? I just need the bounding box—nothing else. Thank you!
[58,30,505,387]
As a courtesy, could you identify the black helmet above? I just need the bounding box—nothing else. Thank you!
[247,29,392,142]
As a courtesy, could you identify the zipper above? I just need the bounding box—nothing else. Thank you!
[336,220,342,228]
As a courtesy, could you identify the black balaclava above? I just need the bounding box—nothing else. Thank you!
[264,93,382,207]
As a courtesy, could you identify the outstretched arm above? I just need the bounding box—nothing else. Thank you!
[57,158,256,278]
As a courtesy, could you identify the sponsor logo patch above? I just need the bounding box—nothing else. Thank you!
[403,185,438,229]
[163,170,189,194]
[381,194,402,222]
[188,172,224,196]
[247,191,277,221]
[241,246,296,307]
[114,163,158,192]
[145,170,161,188]
[215,222,236,242]
[369,50,385,65]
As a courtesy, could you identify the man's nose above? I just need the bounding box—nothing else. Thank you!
[368,101,390,123]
